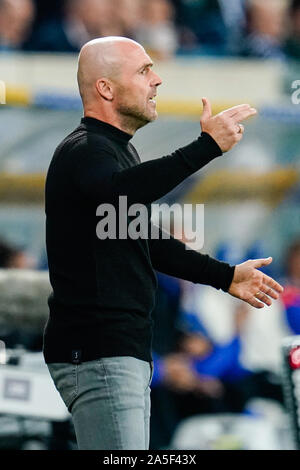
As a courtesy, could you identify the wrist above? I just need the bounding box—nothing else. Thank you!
[200,131,223,157]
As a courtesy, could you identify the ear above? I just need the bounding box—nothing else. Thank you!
[95,78,114,101]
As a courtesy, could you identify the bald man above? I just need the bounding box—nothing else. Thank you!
[44,37,283,450]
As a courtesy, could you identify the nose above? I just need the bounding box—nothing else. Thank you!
[151,71,162,87]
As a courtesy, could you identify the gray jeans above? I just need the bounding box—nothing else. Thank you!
[47,356,154,450]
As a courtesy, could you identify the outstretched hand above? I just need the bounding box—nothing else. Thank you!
[228,257,284,309]
[200,97,257,152]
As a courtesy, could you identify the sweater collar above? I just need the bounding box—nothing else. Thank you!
[81,116,133,143]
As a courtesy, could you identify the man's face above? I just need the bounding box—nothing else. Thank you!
[112,45,162,130]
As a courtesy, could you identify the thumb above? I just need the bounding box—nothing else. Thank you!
[252,257,273,269]
[201,97,212,122]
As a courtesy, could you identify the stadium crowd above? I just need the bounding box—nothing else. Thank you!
[0,0,300,61]
[147,236,300,448]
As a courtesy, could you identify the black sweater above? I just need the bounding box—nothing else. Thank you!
[43,117,235,364]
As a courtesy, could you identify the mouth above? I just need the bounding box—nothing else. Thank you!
[148,94,157,104]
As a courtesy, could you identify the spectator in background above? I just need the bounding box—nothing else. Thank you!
[281,239,300,333]
[174,0,229,55]
[150,274,254,449]
[0,239,31,269]
[175,0,248,55]
[134,0,178,60]
[239,0,287,59]
[174,304,252,414]
[0,0,35,51]
[0,239,40,352]
[284,0,300,60]
[150,272,196,449]
[0,237,71,449]
[29,0,121,52]
[217,0,246,55]
[176,301,284,415]
[150,272,225,449]
[115,0,143,40]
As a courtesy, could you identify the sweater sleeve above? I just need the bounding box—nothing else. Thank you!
[148,224,235,292]
[71,132,222,206]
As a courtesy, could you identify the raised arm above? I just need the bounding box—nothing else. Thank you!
[71,101,257,206]
[71,131,222,206]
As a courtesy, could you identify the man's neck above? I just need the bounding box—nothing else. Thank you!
[83,110,138,136]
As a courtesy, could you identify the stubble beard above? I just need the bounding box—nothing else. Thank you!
[116,100,157,134]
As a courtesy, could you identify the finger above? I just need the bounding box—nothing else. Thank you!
[201,97,212,121]
[252,257,273,269]
[259,284,279,300]
[221,104,252,117]
[230,105,257,118]
[246,296,265,309]
[255,291,272,306]
[231,108,257,123]
[263,274,284,293]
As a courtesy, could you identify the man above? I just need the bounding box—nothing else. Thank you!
[284,0,300,62]
[29,0,121,53]
[239,0,286,60]
[0,0,35,51]
[44,36,283,450]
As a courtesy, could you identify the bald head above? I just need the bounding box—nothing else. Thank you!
[77,36,145,105]
[77,36,162,135]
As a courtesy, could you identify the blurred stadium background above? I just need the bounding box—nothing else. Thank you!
[0,0,300,451]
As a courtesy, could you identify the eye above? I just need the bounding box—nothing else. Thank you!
[140,66,151,75]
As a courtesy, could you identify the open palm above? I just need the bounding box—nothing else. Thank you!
[228,257,284,308]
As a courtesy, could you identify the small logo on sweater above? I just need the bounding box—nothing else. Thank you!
[72,349,82,364]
